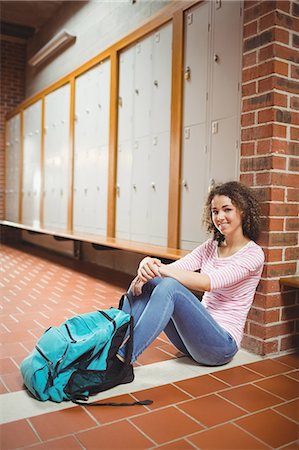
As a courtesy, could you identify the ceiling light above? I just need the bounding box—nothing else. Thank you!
[28,30,76,67]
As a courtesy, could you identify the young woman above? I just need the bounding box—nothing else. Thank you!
[117,181,264,367]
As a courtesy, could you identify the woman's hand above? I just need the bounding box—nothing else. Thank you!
[137,257,162,282]
[130,275,146,296]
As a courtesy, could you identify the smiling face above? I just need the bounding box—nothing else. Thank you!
[211,195,244,239]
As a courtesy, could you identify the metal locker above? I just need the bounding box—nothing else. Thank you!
[211,0,242,120]
[130,136,150,243]
[115,140,133,240]
[118,48,134,143]
[22,101,42,227]
[148,131,170,246]
[98,60,111,147]
[180,124,209,250]
[151,23,173,135]
[73,62,110,235]
[5,114,21,222]
[133,36,152,139]
[210,116,239,184]
[93,145,108,234]
[44,84,70,229]
[183,3,209,127]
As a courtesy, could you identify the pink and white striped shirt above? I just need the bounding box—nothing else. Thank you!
[170,239,264,347]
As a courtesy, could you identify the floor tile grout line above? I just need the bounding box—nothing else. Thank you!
[173,403,207,429]
[270,402,299,425]
[232,420,274,449]
[127,417,158,447]
[252,378,298,402]
[26,417,43,445]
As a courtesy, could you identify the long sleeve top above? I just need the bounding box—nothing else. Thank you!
[170,239,265,347]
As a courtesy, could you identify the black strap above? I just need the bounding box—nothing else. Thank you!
[72,398,153,407]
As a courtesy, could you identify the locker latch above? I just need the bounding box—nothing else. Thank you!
[118,96,123,107]
[154,80,158,87]
[184,66,191,81]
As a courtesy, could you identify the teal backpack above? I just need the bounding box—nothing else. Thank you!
[20,295,151,406]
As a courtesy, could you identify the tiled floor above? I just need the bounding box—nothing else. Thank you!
[1,243,298,450]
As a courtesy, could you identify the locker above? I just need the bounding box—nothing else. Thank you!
[180,1,241,250]
[116,140,133,240]
[148,131,170,246]
[133,36,152,139]
[211,0,242,120]
[183,3,209,127]
[210,116,239,184]
[180,124,209,250]
[93,145,109,234]
[116,23,173,246]
[22,101,42,227]
[151,24,173,134]
[73,60,110,235]
[130,136,151,243]
[118,48,134,143]
[44,83,70,229]
[5,114,21,222]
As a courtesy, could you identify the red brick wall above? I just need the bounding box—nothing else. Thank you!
[241,0,299,355]
[0,37,26,219]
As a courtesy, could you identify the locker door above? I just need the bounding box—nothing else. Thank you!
[94,144,108,234]
[148,132,170,246]
[98,59,111,147]
[180,124,209,250]
[209,0,242,184]
[5,114,21,222]
[133,36,152,139]
[211,0,242,120]
[180,2,210,249]
[118,48,134,143]
[44,84,70,229]
[115,140,133,240]
[210,116,239,184]
[130,136,150,243]
[22,101,42,227]
[183,3,210,127]
[151,23,173,135]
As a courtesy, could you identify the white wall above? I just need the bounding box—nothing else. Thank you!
[26,0,171,97]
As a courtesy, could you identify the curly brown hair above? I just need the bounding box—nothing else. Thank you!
[203,181,261,245]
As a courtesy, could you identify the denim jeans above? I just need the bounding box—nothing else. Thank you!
[118,277,238,366]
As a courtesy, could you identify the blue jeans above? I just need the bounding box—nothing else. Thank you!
[118,277,238,366]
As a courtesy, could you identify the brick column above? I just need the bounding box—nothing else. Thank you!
[0,37,26,219]
[241,0,299,355]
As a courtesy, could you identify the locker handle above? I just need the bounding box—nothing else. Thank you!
[135,89,139,95]
[133,184,137,191]
[154,80,158,87]
[151,182,156,190]
[118,96,123,107]
[116,184,120,196]
[184,66,191,81]
[182,180,188,189]
[209,179,216,192]
[214,54,219,63]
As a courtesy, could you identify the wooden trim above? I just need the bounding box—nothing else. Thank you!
[40,96,45,227]
[19,111,24,223]
[107,51,119,238]
[67,78,75,232]
[167,9,184,249]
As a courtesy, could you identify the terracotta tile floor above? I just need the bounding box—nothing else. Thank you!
[1,243,299,450]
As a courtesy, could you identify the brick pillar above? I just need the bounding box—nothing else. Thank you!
[0,37,26,220]
[241,1,299,355]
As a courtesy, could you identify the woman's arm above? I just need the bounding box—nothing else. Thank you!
[159,264,211,292]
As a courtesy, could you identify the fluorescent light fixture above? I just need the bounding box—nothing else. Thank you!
[28,30,76,67]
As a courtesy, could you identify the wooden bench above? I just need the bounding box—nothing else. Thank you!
[0,220,188,261]
[280,277,299,289]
